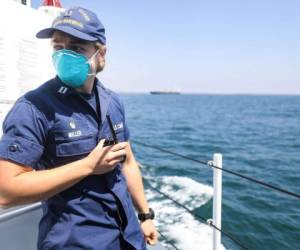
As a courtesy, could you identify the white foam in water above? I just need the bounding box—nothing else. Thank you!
[145,176,226,250]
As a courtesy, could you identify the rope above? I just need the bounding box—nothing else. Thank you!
[143,177,250,250]
[132,140,300,200]
[157,230,181,250]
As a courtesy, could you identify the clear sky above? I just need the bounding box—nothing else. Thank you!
[31,0,300,94]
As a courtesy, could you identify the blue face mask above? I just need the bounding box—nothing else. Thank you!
[52,49,99,88]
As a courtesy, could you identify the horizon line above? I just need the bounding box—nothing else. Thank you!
[116,91,300,96]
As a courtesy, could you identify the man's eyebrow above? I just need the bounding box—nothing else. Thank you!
[51,37,61,43]
[69,39,89,45]
[51,37,89,45]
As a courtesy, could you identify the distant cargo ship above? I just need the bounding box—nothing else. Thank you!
[150,91,181,95]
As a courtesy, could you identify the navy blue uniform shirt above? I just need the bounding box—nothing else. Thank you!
[0,77,146,250]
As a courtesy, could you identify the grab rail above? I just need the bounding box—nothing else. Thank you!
[0,203,41,223]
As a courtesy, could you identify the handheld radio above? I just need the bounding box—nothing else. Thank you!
[104,115,126,163]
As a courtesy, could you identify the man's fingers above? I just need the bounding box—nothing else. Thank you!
[147,231,158,245]
[146,237,157,245]
[111,142,127,152]
[95,140,126,152]
[97,139,106,149]
[108,159,122,167]
[108,155,126,167]
[106,150,126,163]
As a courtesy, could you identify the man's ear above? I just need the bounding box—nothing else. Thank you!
[96,44,107,73]
[95,43,106,57]
[99,45,107,57]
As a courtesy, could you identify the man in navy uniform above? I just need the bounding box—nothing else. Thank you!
[0,6,157,250]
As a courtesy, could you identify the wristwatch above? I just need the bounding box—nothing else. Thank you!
[138,208,155,222]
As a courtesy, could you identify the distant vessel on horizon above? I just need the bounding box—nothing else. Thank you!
[150,90,181,95]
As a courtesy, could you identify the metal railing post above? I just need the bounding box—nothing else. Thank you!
[213,153,222,250]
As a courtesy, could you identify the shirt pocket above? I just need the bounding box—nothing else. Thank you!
[55,135,97,157]
[53,119,97,158]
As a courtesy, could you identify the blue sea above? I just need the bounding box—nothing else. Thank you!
[121,94,300,250]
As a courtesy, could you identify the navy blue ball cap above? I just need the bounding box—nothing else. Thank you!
[36,6,106,44]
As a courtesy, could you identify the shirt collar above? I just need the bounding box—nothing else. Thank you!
[53,76,112,124]
[54,76,77,97]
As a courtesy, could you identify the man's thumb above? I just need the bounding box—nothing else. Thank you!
[97,139,106,149]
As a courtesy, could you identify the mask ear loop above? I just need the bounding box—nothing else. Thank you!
[87,49,100,76]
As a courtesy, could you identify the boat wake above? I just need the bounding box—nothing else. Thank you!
[144,176,226,250]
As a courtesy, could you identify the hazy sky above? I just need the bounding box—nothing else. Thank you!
[31,0,300,94]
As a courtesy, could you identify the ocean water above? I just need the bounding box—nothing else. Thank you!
[121,94,300,250]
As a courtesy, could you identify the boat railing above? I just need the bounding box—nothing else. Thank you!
[133,139,300,250]
[0,203,41,223]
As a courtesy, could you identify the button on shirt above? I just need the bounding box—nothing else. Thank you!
[0,77,146,250]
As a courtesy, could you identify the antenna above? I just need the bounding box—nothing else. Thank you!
[105,115,126,162]
[106,115,118,144]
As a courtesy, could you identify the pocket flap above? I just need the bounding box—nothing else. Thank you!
[56,136,96,157]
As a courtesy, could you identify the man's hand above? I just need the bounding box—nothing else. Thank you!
[85,139,127,175]
[140,219,158,245]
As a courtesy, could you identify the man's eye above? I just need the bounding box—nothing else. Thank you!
[53,45,63,51]
[71,46,84,53]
